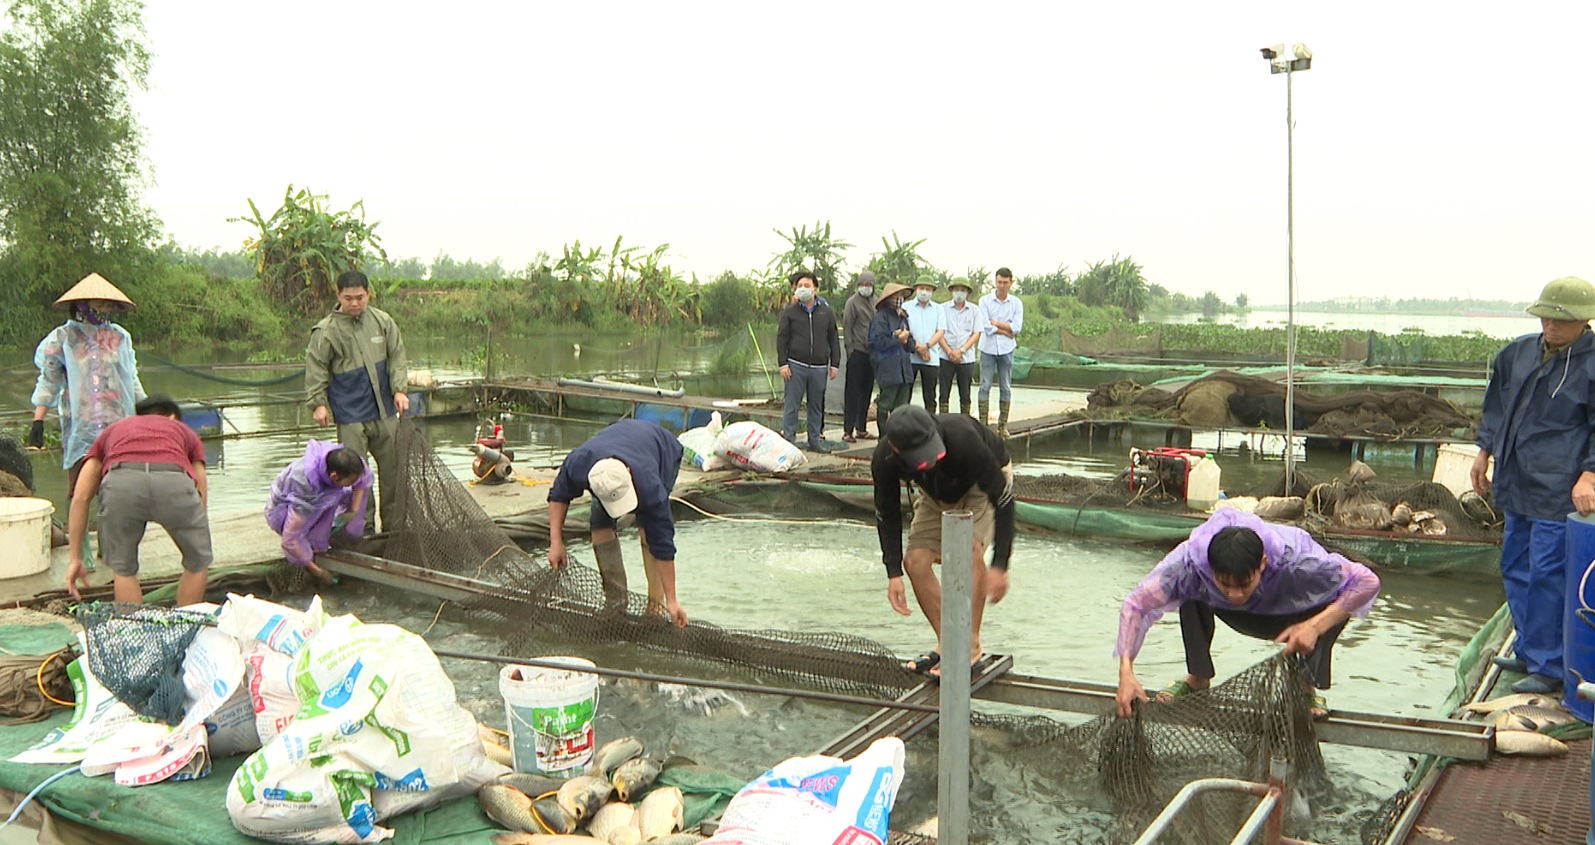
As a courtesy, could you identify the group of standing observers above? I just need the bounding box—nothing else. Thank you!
[782,266,1026,453]
[29,271,408,602]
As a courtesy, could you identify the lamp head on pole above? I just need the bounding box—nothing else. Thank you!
[1262,42,1313,73]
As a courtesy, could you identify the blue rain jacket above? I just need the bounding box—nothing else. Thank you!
[1476,330,1595,521]
[869,307,914,388]
[31,320,147,469]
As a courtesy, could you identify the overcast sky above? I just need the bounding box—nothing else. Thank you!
[122,1,1591,303]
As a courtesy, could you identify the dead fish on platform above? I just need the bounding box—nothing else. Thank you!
[557,774,615,820]
[532,796,577,834]
[479,724,516,766]
[1457,693,1561,716]
[636,785,685,839]
[1494,729,1570,757]
[1491,705,1578,732]
[488,829,606,835]
[657,683,751,717]
[586,801,640,844]
[612,756,662,802]
[498,772,569,799]
[590,736,645,777]
[479,784,541,832]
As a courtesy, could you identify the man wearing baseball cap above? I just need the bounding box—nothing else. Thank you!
[547,418,688,627]
[1474,276,1595,694]
[871,405,1015,676]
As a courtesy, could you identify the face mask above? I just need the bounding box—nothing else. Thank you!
[76,305,109,325]
[858,285,873,297]
[916,290,932,304]
[795,287,815,302]
[952,291,968,304]
[891,296,905,308]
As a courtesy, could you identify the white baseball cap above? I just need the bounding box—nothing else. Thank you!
[588,458,638,517]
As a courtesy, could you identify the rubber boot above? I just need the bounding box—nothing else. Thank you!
[592,537,628,611]
[640,539,667,616]
[998,401,1012,438]
[979,400,990,428]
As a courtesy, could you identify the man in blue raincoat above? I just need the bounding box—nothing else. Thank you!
[265,440,372,585]
[1474,276,1595,694]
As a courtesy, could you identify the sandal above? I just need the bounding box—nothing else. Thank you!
[1155,679,1196,703]
[903,651,941,676]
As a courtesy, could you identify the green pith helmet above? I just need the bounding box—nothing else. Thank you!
[949,276,976,295]
[1526,276,1595,322]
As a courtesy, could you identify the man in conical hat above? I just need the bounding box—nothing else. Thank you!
[29,273,147,497]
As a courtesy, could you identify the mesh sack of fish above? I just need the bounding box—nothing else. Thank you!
[480,735,906,845]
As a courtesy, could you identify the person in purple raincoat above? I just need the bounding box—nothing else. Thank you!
[1113,508,1381,718]
[264,440,371,585]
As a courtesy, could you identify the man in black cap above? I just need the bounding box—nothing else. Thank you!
[871,405,1015,676]
[65,394,213,605]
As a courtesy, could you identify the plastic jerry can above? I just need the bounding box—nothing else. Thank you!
[1186,457,1222,511]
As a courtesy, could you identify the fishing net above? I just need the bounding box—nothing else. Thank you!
[0,431,34,493]
[1083,372,1476,440]
[74,603,213,725]
[382,419,921,697]
[995,654,1330,845]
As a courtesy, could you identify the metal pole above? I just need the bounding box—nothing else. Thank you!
[938,509,974,845]
[1284,67,1297,493]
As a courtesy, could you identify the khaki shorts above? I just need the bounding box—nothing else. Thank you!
[906,463,1013,561]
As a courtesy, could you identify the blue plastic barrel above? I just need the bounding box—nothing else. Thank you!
[1562,512,1595,722]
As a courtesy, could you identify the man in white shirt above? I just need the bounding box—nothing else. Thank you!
[977,268,1024,436]
[904,280,947,413]
[937,278,982,417]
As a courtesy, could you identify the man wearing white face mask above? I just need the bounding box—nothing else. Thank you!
[937,278,982,416]
[905,280,947,414]
[777,270,841,451]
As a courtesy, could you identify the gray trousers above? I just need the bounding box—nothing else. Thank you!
[338,416,401,531]
[98,463,213,576]
[782,364,828,447]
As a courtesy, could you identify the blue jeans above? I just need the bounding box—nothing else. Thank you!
[1501,511,1567,678]
[782,364,828,447]
[979,352,1013,402]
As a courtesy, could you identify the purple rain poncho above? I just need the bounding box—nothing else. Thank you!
[1114,508,1381,660]
[264,439,372,568]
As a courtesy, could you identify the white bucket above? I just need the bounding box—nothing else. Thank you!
[499,658,600,777]
[1433,444,1483,499]
[0,497,54,579]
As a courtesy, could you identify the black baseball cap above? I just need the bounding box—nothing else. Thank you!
[135,394,183,418]
[885,406,946,471]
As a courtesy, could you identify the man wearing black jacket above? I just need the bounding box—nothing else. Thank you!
[777,269,842,451]
[872,405,1015,676]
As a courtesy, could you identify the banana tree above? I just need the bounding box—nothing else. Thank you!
[232,185,386,315]
[768,220,852,293]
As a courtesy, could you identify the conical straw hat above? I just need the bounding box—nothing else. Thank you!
[53,273,135,311]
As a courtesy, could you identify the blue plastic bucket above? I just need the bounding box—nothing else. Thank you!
[1562,513,1595,722]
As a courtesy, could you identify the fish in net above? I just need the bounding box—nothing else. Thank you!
[992,654,1330,844]
[74,602,215,725]
[380,421,1358,840]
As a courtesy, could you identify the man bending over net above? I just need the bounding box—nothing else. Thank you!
[265,441,371,586]
[1114,508,1380,718]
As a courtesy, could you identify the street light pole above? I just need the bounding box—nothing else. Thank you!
[1264,44,1312,493]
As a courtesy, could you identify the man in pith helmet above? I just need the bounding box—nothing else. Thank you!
[29,273,148,498]
[1474,276,1595,694]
